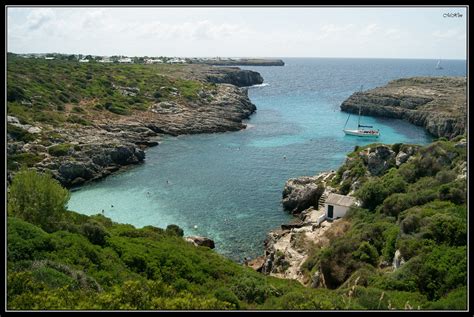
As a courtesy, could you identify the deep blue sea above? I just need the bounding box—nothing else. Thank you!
[68,58,466,261]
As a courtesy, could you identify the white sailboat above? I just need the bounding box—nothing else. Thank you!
[343,86,380,138]
[435,60,443,70]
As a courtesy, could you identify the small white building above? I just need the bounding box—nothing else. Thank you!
[79,59,89,63]
[144,58,163,64]
[98,58,112,63]
[118,57,133,63]
[45,56,55,60]
[325,193,357,220]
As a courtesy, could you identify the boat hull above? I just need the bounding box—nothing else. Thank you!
[343,129,380,137]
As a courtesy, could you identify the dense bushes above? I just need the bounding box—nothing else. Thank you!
[8,169,70,232]
[355,169,407,211]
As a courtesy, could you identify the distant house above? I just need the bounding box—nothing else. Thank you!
[79,59,89,63]
[98,58,112,63]
[45,57,55,60]
[118,57,133,63]
[144,58,163,64]
[324,193,357,220]
[168,58,185,64]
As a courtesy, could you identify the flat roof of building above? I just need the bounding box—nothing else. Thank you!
[325,193,357,207]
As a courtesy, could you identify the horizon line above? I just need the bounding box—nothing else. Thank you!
[7,52,467,61]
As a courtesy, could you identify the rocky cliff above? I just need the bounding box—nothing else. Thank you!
[205,67,264,87]
[340,77,466,139]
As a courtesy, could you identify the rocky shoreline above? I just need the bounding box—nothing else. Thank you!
[7,67,262,188]
[248,171,340,285]
[340,77,466,139]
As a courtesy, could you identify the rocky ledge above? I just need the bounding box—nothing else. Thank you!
[205,67,264,87]
[7,68,262,188]
[248,171,345,285]
[340,77,466,139]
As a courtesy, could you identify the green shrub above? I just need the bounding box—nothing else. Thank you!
[67,115,91,125]
[7,153,44,171]
[153,91,162,99]
[214,287,240,309]
[421,213,466,246]
[7,168,70,232]
[72,106,85,113]
[355,179,386,211]
[400,246,466,300]
[81,221,110,246]
[7,85,26,102]
[165,224,184,237]
[48,143,72,156]
[428,287,466,310]
[7,124,35,142]
[352,242,379,266]
[381,226,400,261]
[108,105,129,115]
[391,143,403,154]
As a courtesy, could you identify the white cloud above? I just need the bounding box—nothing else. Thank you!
[315,23,355,40]
[25,8,55,31]
[432,28,465,40]
[358,23,379,37]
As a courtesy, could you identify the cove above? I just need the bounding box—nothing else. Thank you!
[68,58,465,262]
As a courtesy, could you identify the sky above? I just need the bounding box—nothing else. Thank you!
[6,6,468,59]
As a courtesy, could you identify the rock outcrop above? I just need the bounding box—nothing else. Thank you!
[358,145,397,176]
[185,236,215,249]
[282,172,335,214]
[340,77,466,139]
[205,68,264,87]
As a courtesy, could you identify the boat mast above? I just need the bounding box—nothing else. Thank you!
[358,106,361,127]
[357,85,363,128]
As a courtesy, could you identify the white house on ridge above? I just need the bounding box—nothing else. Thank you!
[324,193,358,220]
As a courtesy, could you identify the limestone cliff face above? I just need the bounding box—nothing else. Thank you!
[205,68,264,87]
[340,77,466,139]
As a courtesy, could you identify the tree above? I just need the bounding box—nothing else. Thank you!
[8,168,70,232]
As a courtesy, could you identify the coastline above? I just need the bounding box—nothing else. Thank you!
[7,60,264,189]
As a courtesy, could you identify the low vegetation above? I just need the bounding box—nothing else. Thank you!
[302,139,467,309]
[7,53,213,126]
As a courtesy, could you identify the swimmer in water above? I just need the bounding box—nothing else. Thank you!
[111,205,114,208]
[283,155,287,160]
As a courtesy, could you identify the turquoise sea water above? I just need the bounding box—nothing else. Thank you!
[68,58,466,261]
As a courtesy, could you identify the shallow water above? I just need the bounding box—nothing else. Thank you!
[68,58,465,261]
